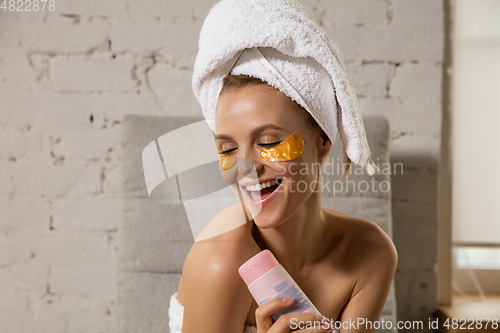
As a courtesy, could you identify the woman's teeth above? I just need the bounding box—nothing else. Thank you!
[242,178,283,201]
[244,178,282,191]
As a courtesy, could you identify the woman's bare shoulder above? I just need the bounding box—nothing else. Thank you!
[176,217,261,330]
[183,223,261,281]
[178,206,261,303]
[177,217,260,332]
[322,207,397,268]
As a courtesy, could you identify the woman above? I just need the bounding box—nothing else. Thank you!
[169,1,397,332]
[171,74,397,333]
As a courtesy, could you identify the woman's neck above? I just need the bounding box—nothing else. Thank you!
[252,190,330,275]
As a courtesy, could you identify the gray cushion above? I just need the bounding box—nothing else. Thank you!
[114,114,397,333]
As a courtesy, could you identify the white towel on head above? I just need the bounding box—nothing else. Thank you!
[192,0,381,176]
[229,47,337,144]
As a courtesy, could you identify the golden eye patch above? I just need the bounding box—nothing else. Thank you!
[216,132,304,170]
[259,132,304,162]
[217,145,237,170]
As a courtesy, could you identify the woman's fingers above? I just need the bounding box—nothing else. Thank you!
[255,297,294,332]
[255,297,334,333]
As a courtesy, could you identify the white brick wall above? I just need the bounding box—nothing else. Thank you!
[0,0,444,331]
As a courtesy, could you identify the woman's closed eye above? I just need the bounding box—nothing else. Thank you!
[219,148,236,155]
[259,141,282,148]
[218,141,282,155]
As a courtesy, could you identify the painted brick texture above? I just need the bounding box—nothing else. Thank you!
[0,0,444,331]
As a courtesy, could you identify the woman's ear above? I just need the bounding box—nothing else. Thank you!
[317,128,332,160]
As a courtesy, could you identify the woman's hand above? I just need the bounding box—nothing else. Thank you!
[255,297,334,333]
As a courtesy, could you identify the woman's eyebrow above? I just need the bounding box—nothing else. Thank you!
[215,124,285,141]
[215,134,233,140]
[250,124,285,136]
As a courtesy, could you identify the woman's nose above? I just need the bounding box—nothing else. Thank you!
[235,156,254,176]
[237,148,265,175]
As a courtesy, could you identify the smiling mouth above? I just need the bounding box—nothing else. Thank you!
[242,178,283,201]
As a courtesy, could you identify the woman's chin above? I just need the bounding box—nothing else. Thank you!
[254,222,278,230]
[252,212,285,229]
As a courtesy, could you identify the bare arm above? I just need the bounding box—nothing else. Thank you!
[180,240,258,332]
[336,224,398,333]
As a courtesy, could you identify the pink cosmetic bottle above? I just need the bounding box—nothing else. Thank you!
[238,249,322,322]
